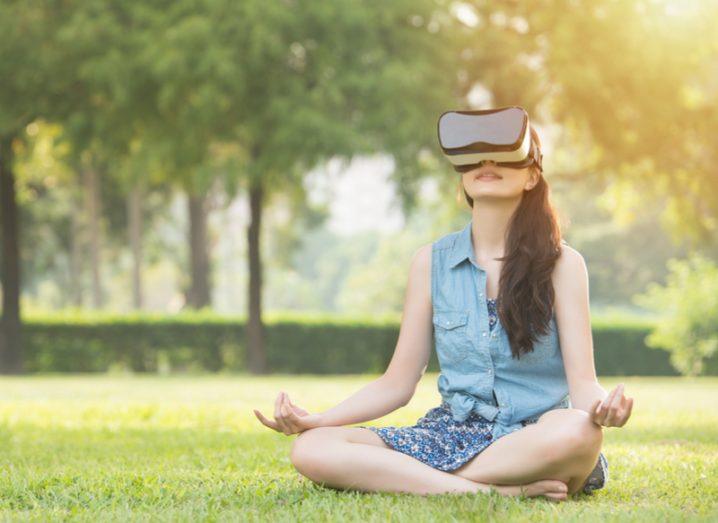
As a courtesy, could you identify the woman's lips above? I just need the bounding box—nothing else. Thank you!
[475,173,502,181]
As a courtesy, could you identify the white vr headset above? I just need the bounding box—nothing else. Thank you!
[437,105,543,173]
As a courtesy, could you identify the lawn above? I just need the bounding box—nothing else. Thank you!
[0,374,716,522]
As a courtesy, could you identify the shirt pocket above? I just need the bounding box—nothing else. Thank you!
[433,310,471,365]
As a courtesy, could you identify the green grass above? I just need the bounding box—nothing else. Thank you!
[0,375,716,522]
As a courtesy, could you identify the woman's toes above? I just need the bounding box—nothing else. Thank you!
[545,480,568,501]
[535,479,568,499]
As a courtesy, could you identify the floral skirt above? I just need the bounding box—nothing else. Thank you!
[357,400,608,493]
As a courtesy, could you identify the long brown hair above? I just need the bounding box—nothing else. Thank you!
[462,126,563,359]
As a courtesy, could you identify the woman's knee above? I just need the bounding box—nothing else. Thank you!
[290,427,341,477]
[540,408,603,461]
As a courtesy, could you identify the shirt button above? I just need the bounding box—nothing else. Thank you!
[482,332,487,337]
[479,292,483,297]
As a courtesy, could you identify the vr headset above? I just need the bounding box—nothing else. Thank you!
[437,106,543,173]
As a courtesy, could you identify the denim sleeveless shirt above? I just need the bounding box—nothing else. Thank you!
[431,219,571,441]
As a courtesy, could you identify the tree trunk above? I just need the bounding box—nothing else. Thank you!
[83,159,103,308]
[0,135,23,374]
[69,195,85,307]
[246,181,267,374]
[128,184,143,309]
[186,191,211,308]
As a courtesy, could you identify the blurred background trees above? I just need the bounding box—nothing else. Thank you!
[1,0,717,375]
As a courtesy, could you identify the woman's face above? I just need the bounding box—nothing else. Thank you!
[461,161,539,200]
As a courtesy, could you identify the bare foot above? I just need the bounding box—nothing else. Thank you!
[491,479,569,502]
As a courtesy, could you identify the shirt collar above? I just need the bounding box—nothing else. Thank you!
[448,219,477,269]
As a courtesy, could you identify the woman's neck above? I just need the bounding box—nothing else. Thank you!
[470,198,520,258]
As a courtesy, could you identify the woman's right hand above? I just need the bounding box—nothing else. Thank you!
[253,391,324,435]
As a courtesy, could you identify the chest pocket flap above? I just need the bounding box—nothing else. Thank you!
[433,310,469,330]
[433,310,471,364]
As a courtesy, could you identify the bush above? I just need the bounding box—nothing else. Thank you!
[633,253,718,376]
[15,309,692,375]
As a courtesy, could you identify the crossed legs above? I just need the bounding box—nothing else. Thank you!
[289,407,602,499]
[451,408,603,495]
[290,424,485,496]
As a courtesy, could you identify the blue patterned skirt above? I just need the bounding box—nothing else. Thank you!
[357,400,496,472]
[357,400,608,493]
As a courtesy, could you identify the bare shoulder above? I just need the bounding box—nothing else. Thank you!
[411,243,433,272]
[553,242,589,288]
[407,243,432,296]
[400,244,431,302]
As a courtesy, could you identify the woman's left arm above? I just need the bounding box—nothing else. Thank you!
[552,244,634,428]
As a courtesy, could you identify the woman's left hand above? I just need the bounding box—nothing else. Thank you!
[590,383,634,428]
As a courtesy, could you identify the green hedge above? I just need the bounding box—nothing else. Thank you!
[15,311,694,375]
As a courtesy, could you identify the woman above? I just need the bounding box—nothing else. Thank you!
[254,124,634,501]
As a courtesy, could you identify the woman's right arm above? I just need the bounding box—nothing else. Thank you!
[315,243,434,427]
[254,243,434,433]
